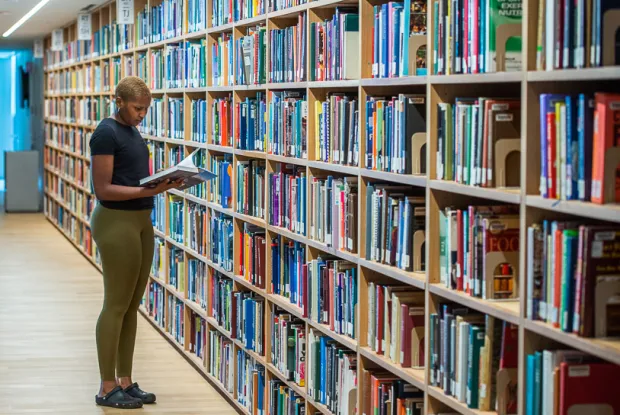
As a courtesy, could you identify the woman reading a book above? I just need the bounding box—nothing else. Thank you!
[89,76,182,409]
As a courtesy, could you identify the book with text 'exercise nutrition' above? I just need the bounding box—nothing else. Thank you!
[140,149,216,190]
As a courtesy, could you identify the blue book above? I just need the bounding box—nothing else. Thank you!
[533,351,542,415]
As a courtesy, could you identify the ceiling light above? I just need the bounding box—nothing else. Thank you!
[2,0,51,38]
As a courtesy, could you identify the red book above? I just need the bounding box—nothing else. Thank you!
[559,362,620,415]
[591,93,620,204]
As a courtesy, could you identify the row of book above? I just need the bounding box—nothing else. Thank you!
[211,0,265,27]
[45,22,121,68]
[430,306,518,412]
[372,0,428,78]
[526,222,620,339]
[365,183,425,272]
[535,0,620,70]
[539,92,620,204]
[187,202,208,255]
[188,310,208,360]
[145,280,166,329]
[50,90,425,181]
[153,194,166,234]
[152,236,166,279]
[46,185,94,222]
[236,27,267,86]
[271,239,358,341]
[366,94,426,175]
[439,204,519,300]
[237,159,267,219]
[137,0,184,45]
[269,165,307,235]
[140,275,431,415]
[435,97,520,187]
[269,14,307,84]
[309,176,358,254]
[44,97,115,126]
[315,93,360,167]
[47,202,98,261]
[188,259,208,308]
[526,349,620,414]
[432,0,522,74]
[167,294,185,345]
[309,9,359,81]
[237,350,265,414]
[45,149,92,189]
[212,33,234,87]
[46,65,106,94]
[169,246,186,293]
[367,283,424,368]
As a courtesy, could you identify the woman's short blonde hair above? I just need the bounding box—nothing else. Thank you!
[115,76,151,102]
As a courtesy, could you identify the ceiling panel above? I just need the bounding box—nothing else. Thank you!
[0,0,108,43]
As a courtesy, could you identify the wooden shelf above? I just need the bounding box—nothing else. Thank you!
[359,347,426,390]
[429,180,521,204]
[527,66,620,82]
[429,72,523,84]
[427,386,497,415]
[526,195,620,223]
[361,169,427,187]
[523,319,620,366]
[358,258,426,290]
[429,284,520,325]
[360,76,428,87]
[307,160,359,175]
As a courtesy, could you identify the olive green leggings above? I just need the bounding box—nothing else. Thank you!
[91,204,154,381]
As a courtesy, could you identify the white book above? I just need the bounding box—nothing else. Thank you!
[139,149,215,190]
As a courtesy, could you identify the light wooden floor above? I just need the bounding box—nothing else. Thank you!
[0,213,238,415]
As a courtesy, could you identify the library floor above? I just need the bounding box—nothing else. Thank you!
[0,213,237,415]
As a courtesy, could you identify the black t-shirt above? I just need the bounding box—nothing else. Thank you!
[89,118,154,211]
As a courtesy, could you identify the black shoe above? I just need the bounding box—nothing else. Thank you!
[95,386,143,409]
[124,382,157,404]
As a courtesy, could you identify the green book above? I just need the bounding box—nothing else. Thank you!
[487,0,523,72]
[467,324,485,409]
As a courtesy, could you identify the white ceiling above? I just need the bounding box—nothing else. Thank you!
[0,0,108,43]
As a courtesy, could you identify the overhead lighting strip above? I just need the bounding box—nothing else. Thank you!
[3,0,51,38]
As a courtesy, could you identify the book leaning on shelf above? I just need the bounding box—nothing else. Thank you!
[139,149,216,190]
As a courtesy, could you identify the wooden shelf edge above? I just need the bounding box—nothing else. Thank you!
[527,66,620,82]
[429,72,523,84]
[359,347,426,390]
[360,76,428,87]
[429,180,521,204]
[361,169,427,187]
[358,258,426,290]
[427,385,497,415]
[525,195,620,223]
[428,284,520,325]
[523,319,620,366]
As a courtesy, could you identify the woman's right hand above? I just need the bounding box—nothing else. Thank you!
[147,178,185,196]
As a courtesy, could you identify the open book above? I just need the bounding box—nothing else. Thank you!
[139,149,216,191]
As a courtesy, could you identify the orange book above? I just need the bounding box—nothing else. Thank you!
[591,93,620,204]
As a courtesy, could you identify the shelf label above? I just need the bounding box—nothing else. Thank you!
[34,39,43,59]
[51,29,63,51]
[78,14,92,40]
[117,0,134,25]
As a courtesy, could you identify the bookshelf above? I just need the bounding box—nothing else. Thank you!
[42,0,620,414]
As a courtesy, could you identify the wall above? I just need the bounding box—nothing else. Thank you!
[0,48,44,209]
